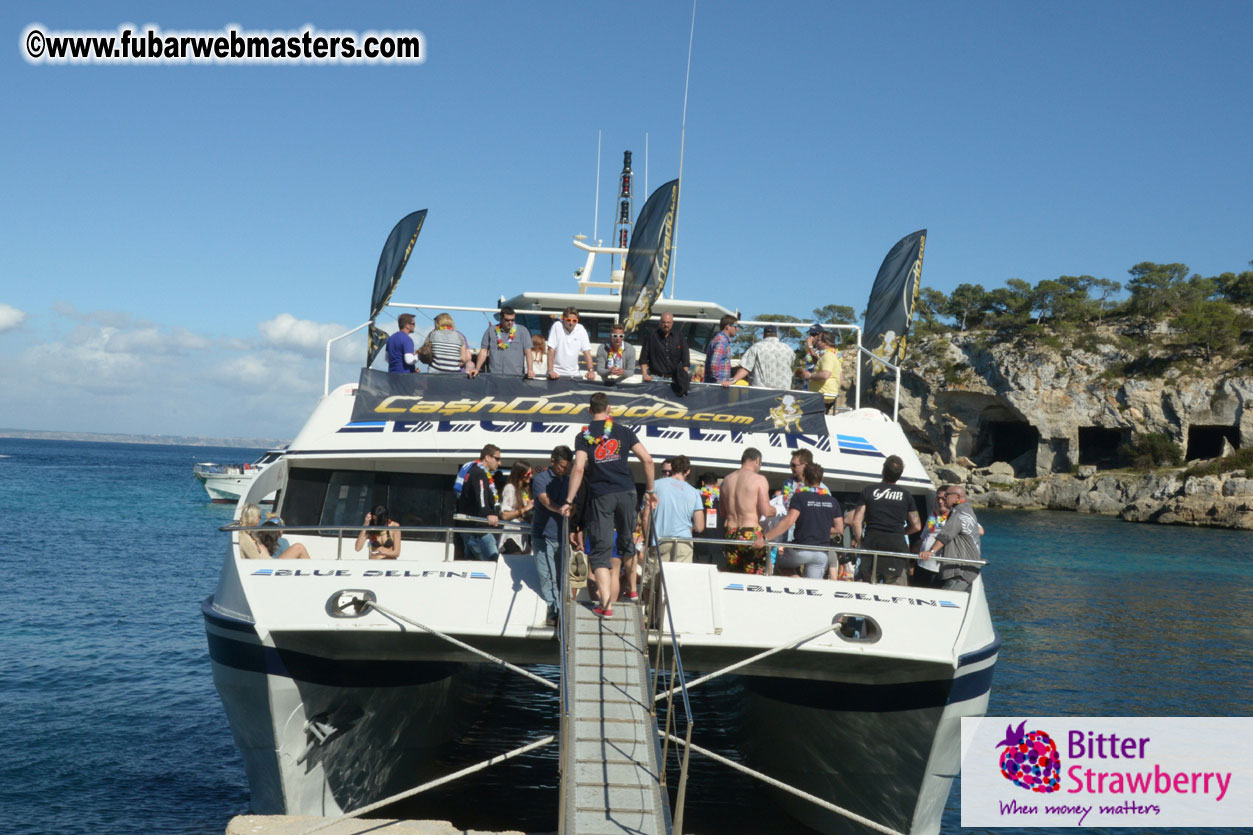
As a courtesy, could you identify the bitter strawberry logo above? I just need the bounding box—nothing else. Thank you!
[996,720,1061,793]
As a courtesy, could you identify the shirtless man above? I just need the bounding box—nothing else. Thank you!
[719,447,774,574]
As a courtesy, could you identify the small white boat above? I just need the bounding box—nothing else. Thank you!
[193,450,283,503]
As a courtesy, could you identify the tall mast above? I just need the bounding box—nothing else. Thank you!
[611,149,634,291]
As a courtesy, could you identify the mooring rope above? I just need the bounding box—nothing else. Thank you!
[660,732,907,835]
[301,734,556,834]
[365,599,557,692]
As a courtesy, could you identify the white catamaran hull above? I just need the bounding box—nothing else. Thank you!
[207,545,994,831]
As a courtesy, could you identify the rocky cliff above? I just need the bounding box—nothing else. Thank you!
[863,322,1253,529]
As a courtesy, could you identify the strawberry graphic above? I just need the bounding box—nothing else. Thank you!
[996,721,1061,793]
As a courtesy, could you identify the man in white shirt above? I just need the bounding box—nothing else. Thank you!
[547,306,596,380]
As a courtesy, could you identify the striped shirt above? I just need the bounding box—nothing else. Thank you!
[428,329,467,373]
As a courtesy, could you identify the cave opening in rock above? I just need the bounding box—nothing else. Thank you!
[1186,425,1240,461]
[1078,427,1127,468]
[975,419,1039,468]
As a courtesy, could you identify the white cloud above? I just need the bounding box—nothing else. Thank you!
[52,301,146,329]
[0,304,27,333]
[258,313,353,357]
[0,306,354,438]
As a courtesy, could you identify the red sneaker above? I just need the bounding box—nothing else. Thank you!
[593,605,613,618]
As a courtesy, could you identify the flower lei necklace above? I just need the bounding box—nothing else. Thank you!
[700,485,720,508]
[782,479,829,503]
[581,416,614,447]
[495,323,517,350]
[477,459,500,504]
[438,323,454,331]
[608,343,624,367]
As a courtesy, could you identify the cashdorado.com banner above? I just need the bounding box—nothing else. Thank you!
[352,369,829,435]
[961,717,1251,828]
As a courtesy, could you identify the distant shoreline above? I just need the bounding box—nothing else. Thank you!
[0,428,287,449]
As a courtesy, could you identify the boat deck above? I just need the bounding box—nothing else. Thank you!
[562,600,671,835]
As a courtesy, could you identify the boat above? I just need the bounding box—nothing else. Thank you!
[204,226,995,834]
[193,449,283,503]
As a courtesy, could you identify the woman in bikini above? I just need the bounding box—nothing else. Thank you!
[354,504,402,559]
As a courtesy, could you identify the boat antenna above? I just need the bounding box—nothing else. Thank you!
[593,129,602,243]
[671,0,696,299]
[644,132,649,198]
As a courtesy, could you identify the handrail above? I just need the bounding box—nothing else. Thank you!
[642,510,695,833]
[855,342,903,421]
[556,513,572,835]
[654,535,986,568]
[323,320,371,396]
[221,521,527,562]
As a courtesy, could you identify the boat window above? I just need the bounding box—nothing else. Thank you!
[515,314,555,342]
[281,467,458,542]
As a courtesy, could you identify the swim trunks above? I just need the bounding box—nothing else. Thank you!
[723,525,766,574]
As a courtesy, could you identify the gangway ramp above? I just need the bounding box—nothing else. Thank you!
[561,601,671,835]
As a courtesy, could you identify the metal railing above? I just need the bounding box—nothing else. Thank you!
[556,514,572,835]
[652,534,985,582]
[322,307,878,415]
[221,518,527,562]
[855,342,903,420]
[640,513,695,833]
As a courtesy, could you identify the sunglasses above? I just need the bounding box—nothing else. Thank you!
[563,316,578,323]
[611,333,624,339]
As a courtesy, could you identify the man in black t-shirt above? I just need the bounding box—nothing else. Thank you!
[760,463,844,579]
[848,455,921,585]
[561,392,656,617]
[639,312,690,383]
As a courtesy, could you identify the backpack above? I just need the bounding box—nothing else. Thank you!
[452,460,476,497]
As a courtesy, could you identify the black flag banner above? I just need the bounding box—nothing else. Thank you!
[862,229,926,379]
[367,209,427,365]
[618,179,679,335]
[351,369,829,435]
[367,325,390,367]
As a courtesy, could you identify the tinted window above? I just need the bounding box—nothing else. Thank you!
[281,467,458,542]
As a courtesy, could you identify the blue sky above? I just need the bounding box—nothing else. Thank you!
[2,1,1250,439]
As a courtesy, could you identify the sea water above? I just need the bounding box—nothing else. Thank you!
[0,437,1249,834]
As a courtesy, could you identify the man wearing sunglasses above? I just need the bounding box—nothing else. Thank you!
[594,321,637,384]
[546,306,596,380]
[470,305,533,379]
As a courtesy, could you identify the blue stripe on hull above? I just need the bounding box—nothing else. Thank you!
[204,627,462,688]
[744,662,995,713]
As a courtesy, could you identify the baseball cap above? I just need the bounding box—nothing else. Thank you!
[807,323,824,336]
[762,325,778,336]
